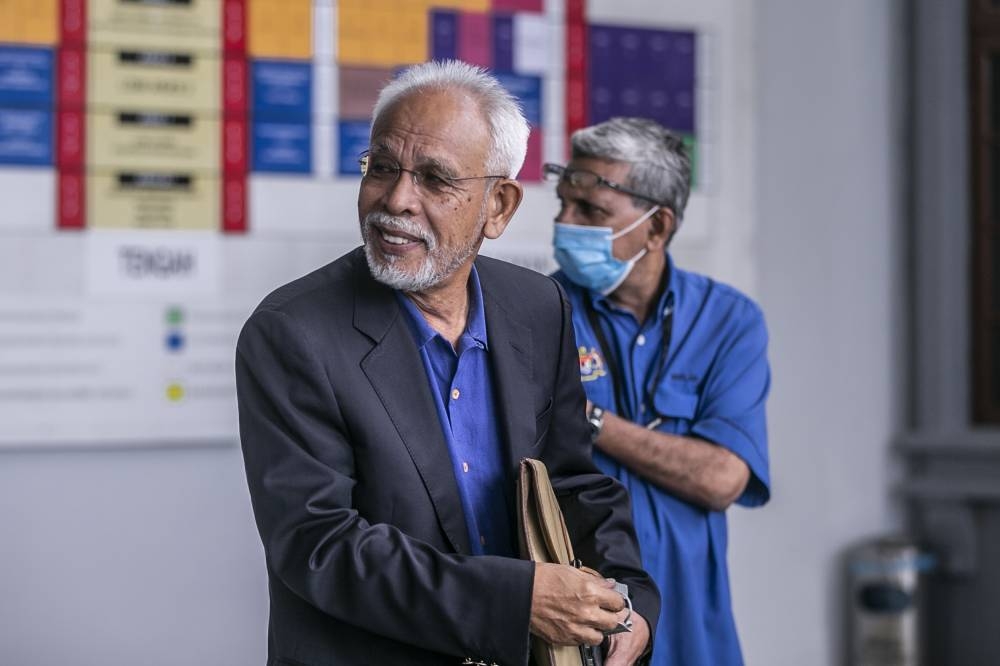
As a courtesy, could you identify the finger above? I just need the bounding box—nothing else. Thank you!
[591,584,626,612]
[580,627,607,647]
[585,605,624,634]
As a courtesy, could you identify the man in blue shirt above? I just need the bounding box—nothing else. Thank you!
[547,117,771,666]
[236,62,658,666]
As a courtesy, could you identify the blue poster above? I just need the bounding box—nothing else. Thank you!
[494,73,541,126]
[589,25,696,134]
[251,121,311,174]
[430,11,459,61]
[0,108,52,166]
[0,46,54,108]
[251,60,312,121]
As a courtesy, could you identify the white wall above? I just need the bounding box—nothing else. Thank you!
[729,1,906,664]
[0,1,908,664]
[0,444,267,666]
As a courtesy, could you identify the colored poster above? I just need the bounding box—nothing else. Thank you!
[0,108,53,166]
[0,47,54,107]
[251,121,312,173]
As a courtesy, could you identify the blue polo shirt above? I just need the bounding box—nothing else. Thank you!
[396,267,516,558]
[554,254,770,666]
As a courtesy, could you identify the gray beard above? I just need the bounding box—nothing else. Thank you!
[361,208,487,293]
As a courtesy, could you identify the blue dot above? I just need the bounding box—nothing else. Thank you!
[166,331,185,352]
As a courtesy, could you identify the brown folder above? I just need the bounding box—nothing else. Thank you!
[516,458,595,666]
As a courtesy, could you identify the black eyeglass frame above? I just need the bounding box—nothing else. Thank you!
[542,162,667,208]
[359,150,508,191]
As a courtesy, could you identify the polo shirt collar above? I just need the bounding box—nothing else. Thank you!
[588,251,676,323]
[395,265,490,351]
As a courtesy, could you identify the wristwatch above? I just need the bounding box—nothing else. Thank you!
[586,404,606,440]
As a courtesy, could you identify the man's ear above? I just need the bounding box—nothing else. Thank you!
[647,207,677,250]
[482,179,524,240]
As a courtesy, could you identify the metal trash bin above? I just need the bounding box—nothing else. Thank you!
[848,536,935,666]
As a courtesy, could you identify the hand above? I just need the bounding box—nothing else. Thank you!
[529,563,625,646]
[604,612,651,666]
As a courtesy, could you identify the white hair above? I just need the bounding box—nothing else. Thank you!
[371,60,530,178]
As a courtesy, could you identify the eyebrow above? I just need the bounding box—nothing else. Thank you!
[557,189,612,216]
[368,142,461,179]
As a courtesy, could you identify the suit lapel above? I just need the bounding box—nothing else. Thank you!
[352,261,472,555]
[479,264,537,471]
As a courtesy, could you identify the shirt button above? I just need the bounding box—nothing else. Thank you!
[462,462,469,473]
[637,334,646,346]
[451,388,460,400]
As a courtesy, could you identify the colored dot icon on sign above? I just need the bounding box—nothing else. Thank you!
[166,306,184,325]
[165,330,185,352]
[166,383,185,402]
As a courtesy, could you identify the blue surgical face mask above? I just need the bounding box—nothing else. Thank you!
[553,206,660,295]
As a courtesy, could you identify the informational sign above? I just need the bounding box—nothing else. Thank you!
[0,0,739,447]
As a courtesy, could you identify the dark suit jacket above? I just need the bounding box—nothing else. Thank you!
[236,247,659,666]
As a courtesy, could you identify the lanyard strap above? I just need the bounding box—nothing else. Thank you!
[581,292,674,419]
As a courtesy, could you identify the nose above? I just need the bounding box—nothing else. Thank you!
[554,202,577,225]
[382,168,421,217]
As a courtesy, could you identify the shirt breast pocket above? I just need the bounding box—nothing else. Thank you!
[650,384,699,434]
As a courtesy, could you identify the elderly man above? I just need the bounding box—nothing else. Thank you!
[236,61,657,666]
[546,117,771,666]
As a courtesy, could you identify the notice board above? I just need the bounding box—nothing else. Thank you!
[0,0,751,446]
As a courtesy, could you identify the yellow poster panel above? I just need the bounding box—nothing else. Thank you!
[89,171,219,231]
[338,2,425,67]
[248,0,312,60]
[0,0,58,45]
[337,0,488,67]
[88,110,220,172]
[88,0,221,51]
[89,47,221,113]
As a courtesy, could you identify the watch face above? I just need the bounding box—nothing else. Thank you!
[588,406,604,438]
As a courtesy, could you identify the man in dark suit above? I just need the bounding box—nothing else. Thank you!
[236,60,658,666]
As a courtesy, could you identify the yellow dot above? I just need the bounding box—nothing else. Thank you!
[451,388,460,400]
[166,383,184,402]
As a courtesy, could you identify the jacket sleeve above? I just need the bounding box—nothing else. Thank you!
[538,278,662,636]
[236,307,535,666]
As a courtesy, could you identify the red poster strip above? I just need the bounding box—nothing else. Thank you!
[223,117,247,174]
[565,5,588,144]
[223,56,248,114]
[57,48,85,109]
[56,109,85,168]
[566,0,585,25]
[57,170,85,230]
[222,0,248,233]
[223,0,247,54]
[222,174,247,233]
[60,0,87,46]
[57,5,86,230]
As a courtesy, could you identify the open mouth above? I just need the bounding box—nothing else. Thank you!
[379,228,422,246]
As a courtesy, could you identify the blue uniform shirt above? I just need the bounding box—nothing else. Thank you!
[397,267,516,557]
[555,254,770,666]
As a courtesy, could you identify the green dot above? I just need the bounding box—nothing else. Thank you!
[166,306,184,326]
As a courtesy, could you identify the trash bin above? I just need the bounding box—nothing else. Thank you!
[848,536,935,666]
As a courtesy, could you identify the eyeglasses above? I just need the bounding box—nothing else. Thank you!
[359,151,507,197]
[542,163,663,206]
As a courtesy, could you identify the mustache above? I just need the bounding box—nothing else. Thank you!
[362,212,436,249]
